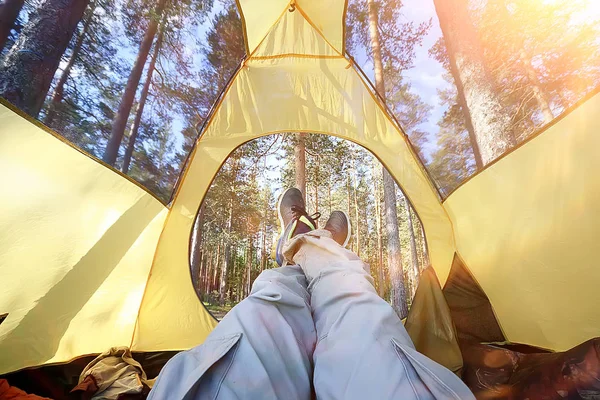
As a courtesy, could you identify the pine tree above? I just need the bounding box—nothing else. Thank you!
[0,0,24,51]
[102,0,169,165]
[43,4,96,127]
[0,0,91,115]
[432,0,515,167]
[366,0,407,317]
[121,17,166,173]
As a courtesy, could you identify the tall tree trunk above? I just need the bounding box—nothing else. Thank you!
[327,175,332,216]
[219,199,234,305]
[346,174,352,251]
[0,0,91,116]
[314,155,320,217]
[230,245,237,302]
[367,0,408,318]
[433,0,515,167]
[44,6,95,127]
[294,132,306,200]
[0,0,25,52]
[213,240,221,299]
[205,251,212,300]
[404,197,420,297]
[261,215,267,273]
[261,158,268,272]
[121,19,165,173]
[246,236,252,297]
[420,224,430,267]
[352,158,360,257]
[197,251,205,294]
[372,162,385,297]
[102,0,168,165]
[518,48,554,124]
[190,202,206,289]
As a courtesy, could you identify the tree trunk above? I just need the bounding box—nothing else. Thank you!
[294,132,306,200]
[314,155,320,217]
[372,162,385,297]
[213,240,221,298]
[261,158,268,272]
[121,20,165,173]
[419,223,430,269]
[352,158,360,257]
[346,174,352,251]
[230,245,237,302]
[219,199,234,305]
[102,0,168,165]
[519,48,554,124]
[190,202,206,288]
[197,251,205,294]
[404,197,420,297]
[44,6,94,127]
[205,251,213,300]
[0,0,91,116]
[327,176,332,216]
[261,216,267,274]
[433,0,515,166]
[246,236,252,297]
[0,0,25,52]
[367,0,408,318]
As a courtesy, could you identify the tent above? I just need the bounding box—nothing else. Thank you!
[1,0,600,377]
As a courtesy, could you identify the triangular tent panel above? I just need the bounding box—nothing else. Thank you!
[444,93,600,351]
[1,0,599,376]
[0,103,167,373]
[238,0,347,54]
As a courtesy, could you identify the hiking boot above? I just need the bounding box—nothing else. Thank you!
[275,188,319,266]
[324,210,351,247]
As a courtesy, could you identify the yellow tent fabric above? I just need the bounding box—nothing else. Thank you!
[131,0,455,353]
[443,92,600,352]
[0,103,167,374]
[1,0,599,376]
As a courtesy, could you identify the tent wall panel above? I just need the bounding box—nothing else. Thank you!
[443,93,600,351]
[252,6,339,58]
[238,0,346,54]
[0,104,167,374]
[132,55,455,352]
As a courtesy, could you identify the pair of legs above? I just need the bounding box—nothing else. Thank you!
[149,189,473,399]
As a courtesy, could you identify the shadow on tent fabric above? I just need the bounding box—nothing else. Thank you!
[0,195,160,371]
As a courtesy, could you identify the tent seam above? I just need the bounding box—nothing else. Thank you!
[0,98,169,208]
[451,251,509,342]
[441,85,600,202]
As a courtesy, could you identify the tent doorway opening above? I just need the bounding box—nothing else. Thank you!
[189,133,430,320]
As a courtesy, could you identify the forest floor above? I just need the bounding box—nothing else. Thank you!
[204,302,234,321]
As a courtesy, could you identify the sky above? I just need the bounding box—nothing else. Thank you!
[354,0,449,161]
[400,0,449,159]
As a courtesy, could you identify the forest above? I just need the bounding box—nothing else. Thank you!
[0,0,598,317]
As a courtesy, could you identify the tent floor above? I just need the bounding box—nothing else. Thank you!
[0,351,178,399]
[2,339,600,399]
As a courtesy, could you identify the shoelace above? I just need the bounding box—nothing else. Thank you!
[290,205,321,224]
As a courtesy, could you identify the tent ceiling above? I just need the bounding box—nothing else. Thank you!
[237,0,346,54]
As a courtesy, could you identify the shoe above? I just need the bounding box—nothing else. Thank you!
[324,210,351,247]
[274,188,320,266]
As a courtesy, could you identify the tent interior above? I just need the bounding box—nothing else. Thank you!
[1,0,600,398]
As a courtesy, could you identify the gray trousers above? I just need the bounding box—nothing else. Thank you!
[149,230,474,399]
